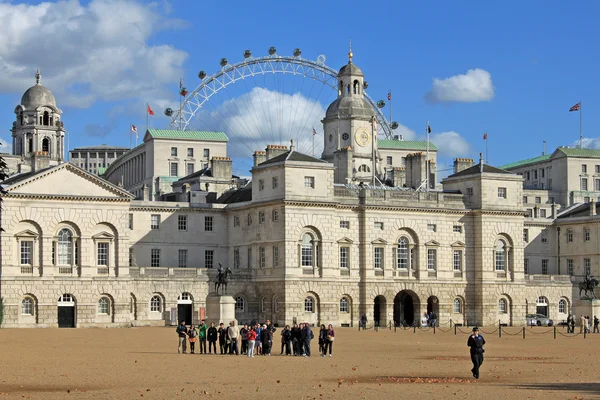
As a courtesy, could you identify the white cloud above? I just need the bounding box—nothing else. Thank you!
[430,131,471,157]
[0,0,187,108]
[0,137,11,153]
[575,137,600,149]
[391,123,417,140]
[425,68,495,103]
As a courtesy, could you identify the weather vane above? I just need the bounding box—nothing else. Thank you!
[348,39,353,63]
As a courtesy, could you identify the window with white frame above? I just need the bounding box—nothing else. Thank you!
[272,176,278,189]
[151,215,160,230]
[178,215,187,231]
[453,225,462,233]
[374,247,383,269]
[427,249,437,270]
[234,249,240,268]
[235,297,244,311]
[540,209,547,218]
[453,298,462,314]
[498,298,507,313]
[259,247,266,268]
[584,258,591,276]
[567,259,573,275]
[498,187,507,198]
[187,147,194,157]
[427,223,437,232]
[259,212,265,224]
[567,229,573,243]
[304,176,315,188]
[301,233,314,267]
[340,297,349,313]
[150,295,162,312]
[397,237,409,269]
[558,299,567,314]
[495,240,506,271]
[453,250,463,271]
[178,249,188,268]
[186,162,194,174]
[273,246,279,268]
[170,147,177,157]
[386,156,392,165]
[205,250,214,268]
[542,259,548,275]
[581,178,588,191]
[20,241,33,265]
[374,222,384,230]
[97,242,108,266]
[535,197,541,204]
[304,296,315,313]
[57,228,73,265]
[340,220,350,229]
[272,210,279,222]
[205,216,213,231]
[259,179,264,191]
[151,249,160,267]
[21,297,34,315]
[170,162,178,177]
[339,246,349,269]
[584,228,590,241]
[203,148,210,159]
[98,297,110,314]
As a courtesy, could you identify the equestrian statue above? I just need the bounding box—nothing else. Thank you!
[214,263,233,296]
[578,272,599,299]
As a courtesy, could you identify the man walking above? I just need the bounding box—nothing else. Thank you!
[467,326,485,379]
[176,320,188,354]
[566,314,573,333]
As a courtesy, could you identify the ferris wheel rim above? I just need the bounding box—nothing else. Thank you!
[170,53,393,139]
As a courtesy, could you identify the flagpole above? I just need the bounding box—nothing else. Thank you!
[579,101,583,149]
[372,116,376,187]
[485,133,488,164]
[129,127,132,150]
[312,129,315,157]
[426,121,429,192]
[389,89,392,131]
[146,102,149,134]
[179,79,183,131]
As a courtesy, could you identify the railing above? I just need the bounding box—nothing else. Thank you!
[173,268,198,276]
[340,269,350,276]
[332,186,466,207]
[20,266,33,274]
[97,267,109,275]
[302,268,314,275]
[58,267,73,275]
[374,269,384,276]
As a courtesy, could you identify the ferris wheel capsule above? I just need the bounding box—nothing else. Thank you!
[293,48,302,57]
[243,49,252,59]
[198,70,206,79]
[164,108,173,117]
[220,58,228,67]
[390,121,399,130]
[268,46,277,55]
[377,100,386,108]
[363,81,369,89]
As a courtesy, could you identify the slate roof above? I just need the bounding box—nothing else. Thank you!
[3,168,53,185]
[379,140,438,151]
[259,150,328,166]
[447,163,511,178]
[500,147,600,170]
[555,147,600,158]
[146,129,228,141]
[557,202,600,219]
[216,185,252,204]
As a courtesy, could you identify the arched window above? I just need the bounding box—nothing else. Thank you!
[347,84,351,94]
[57,229,73,265]
[21,297,34,315]
[339,80,344,95]
[43,111,49,126]
[558,299,567,314]
[358,164,371,173]
[150,295,162,312]
[235,297,244,311]
[397,237,409,269]
[305,296,315,313]
[301,233,314,267]
[28,137,33,153]
[340,297,349,313]
[453,298,462,313]
[498,298,507,314]
[353,80,359,94]
[495,240,506,271]
[42,138,49,153]
[98,297,110,314]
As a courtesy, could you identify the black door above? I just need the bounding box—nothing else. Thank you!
[403,296,414,326]
[373,298,382,326]
[178,304,192,325]
[58,307,75,328]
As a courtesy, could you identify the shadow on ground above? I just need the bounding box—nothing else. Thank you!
[516,383,600,394]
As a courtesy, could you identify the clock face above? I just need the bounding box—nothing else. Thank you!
[355,129,371,147]
[342,133,349,141]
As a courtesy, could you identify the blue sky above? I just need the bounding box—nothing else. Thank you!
[1,0,599,176]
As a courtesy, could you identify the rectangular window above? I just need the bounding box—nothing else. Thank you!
[205,216,213,231]
[585,229,590,241]
[540,209,547,218]
[584,258,591,276]
[129,248,134,267]
[234,249,240,269]
[187,163,194,176]
[178,249,188,268]
[466,187,473,196]
[203,148,210,159]
[178,215,187,231]
[541,168,545,178]
[151,214,160,230]
[541,231,548,243]
[535,197,541,204]
[427,223,437,232]
[170,162,178,177]
[581,178,588,191]
[97,242,108,266]
[534,170,538,180]
[498,187,507,198]
[272,176,278,189]
[567,259,573,275]
[171,147,177,157]
[234,215,240,227]
[205,250,214,268]
[453,225,462,233]
[259,247,266,268]
[151,249,160,267]
[567,229,573,243]
[259,179,265,191]
[273,246,279,268]
[523,229,529,242]
[304,176,315,188]
[526,171,530,180]
[523,196,528,204]
[596,179,600,191]
[427,249,437,270]
[340,247,349,269]
[524,258,529,274]
[596,165,600,173]
[247,214,252,225]
[128,213,133,230]
[374,222,384,230]
[582,164,587,173]
[340,221,350,229]
[386,156,393,165]
[259,212,265,224]
[187,148,194,157]
[374,247,383,269]
[548,179,553,190]
[20,241,33,265]
[542,259,548,275]
[272,210,279,221]
[453,250,462,271]
[247,248,252,269]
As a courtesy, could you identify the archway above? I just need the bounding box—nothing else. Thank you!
[394,290,420,326]
[374,295,386,327]
[427,296,440,326]
[177,293,193,325]
[57,294,76,328]
[42,137,50,153]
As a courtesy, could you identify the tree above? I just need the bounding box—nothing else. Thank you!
[0,155,7,327]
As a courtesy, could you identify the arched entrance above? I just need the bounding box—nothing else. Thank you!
[427,296,439,326]
[374,296,386,327]
[394,291,420,326]
[57,294,76,328]
[177,293,193,325]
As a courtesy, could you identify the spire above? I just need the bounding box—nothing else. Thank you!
[348,40,353,64]
[35,68,41,85]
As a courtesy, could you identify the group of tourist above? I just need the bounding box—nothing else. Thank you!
[176,319,335,357]
[565,314,599,333]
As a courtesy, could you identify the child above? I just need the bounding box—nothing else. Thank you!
[188,325,198,354]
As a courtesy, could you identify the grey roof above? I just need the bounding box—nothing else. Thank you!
[557,202,600,219]
[21,84,56,108]
[447,163,511,178]
[325,96,375,120]
[338,62,364,77]
[259,150,327,166]
[3,168,53,186]
[216,186,252,204]
[71,145,130,151]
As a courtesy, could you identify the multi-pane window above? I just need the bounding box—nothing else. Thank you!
[524,258,529,274]
[203,148,210,158]
[233,249,240,268]
[150,249,160,267]
[20,241,32,265]
[340,221,350,229]
[57,228,73,265]
[178,215,187,231]
[340,247,349,269]
[97,242,108,266]
[301,233,314,267]
[567,259,574,275]
[498,187,507,198]
[386,156,393,165]
[272,210,279,222]
[272,176,278,189]
[535,197,541,204]
[178,249,188,268]
[151,214,160,230]
[584,258,591,276]
[234,215,240,227]
[170,162,178,176]
[235,297,244,311]
[582,164,588,173]
[526,209,533,217]
[187,163,194,176]
[523,229,529,242]
[581,178,588,191]
[259,247,266,268]
[21,298,33,315]
[541,231,548,243]
[567,229,573,243]
[453,250,462,271]
[205,216,213,231]
[304,176,315,188]
[595,179,600,191]
[129,213,134,230]
[558,299,567,314]
[340,297,349,313]
[397,237,408,269]
[453,225,462,233]
[427,224,437,232]
[187,148,194,157]
[498,299,507,313]
[98,297,110,314]
[304,297,314,313]
[427,249,437,270]
[584,229,590,241]
[150,295,161,312]
[247,248,253,269]
[259,179,265,191]
[374,222,384,230]
[259,212,265,224]
[541,259,548,275]
[205,250,214,268]
[495,240,506,271]
[374,247,383,269]
[540,209,547,218]
[170,147,177,157]
[596,165,600,173]
[466,187,473,196]
[453,298,462,313]
[273,246,279,268]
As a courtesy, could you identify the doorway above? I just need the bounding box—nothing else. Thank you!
[57,294,76,328]
[394,290,419,326]
[374,296,386,327]
[177,293,193,325]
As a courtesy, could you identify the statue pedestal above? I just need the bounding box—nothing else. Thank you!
[206,294,236,325]
[575,298,600,320]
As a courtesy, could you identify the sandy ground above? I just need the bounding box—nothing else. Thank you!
[0,325,599,400]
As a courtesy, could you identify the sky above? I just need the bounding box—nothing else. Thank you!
[1,0,600,177]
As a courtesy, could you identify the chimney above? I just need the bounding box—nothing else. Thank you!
[590,201,596,217]
[265,144,288,161]
[404,152,426,189]
[32,151,50,172]
[143,184,150,201]
[453,158,474,174]
[253,151,266,166]
[551,202,556,219]
[479,153,484,173]
[211,156,232,179]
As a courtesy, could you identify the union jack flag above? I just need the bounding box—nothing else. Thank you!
[569,102,581,112]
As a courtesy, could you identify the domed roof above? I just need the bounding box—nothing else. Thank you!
[338,62,364,77]
[20,69,56,108]
[325,96,375,120]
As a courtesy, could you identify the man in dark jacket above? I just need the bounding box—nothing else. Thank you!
[176,321,187,354]
[467,326,485,379]
[301,322,314,357]
[290,323,301,356]
[261,324,273,355]
[240,324,249,355]
[218,322,227,354]
[207,322,218,354]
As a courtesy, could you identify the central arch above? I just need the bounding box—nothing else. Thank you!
[394,290,420,326]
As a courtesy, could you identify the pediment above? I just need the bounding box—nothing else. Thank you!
[15,229,39,238]
[7,163,134,200]
[425,240,440,247]
[371,238,388,245]
[451,241,466,247]
[337,237,354,244]
[92,231,115,240]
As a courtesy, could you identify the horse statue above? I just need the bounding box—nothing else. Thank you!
[214,263,233,295]
[578,273,599,299]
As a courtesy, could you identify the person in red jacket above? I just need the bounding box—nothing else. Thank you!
[246,328,257,357]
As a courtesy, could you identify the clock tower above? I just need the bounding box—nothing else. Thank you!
[321,50,381,184]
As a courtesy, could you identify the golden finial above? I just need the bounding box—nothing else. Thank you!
[348,40,353,63]
[35,68,41,85]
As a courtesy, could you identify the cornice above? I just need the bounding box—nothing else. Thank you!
[5,193,131,203]
[130,205,225,213]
